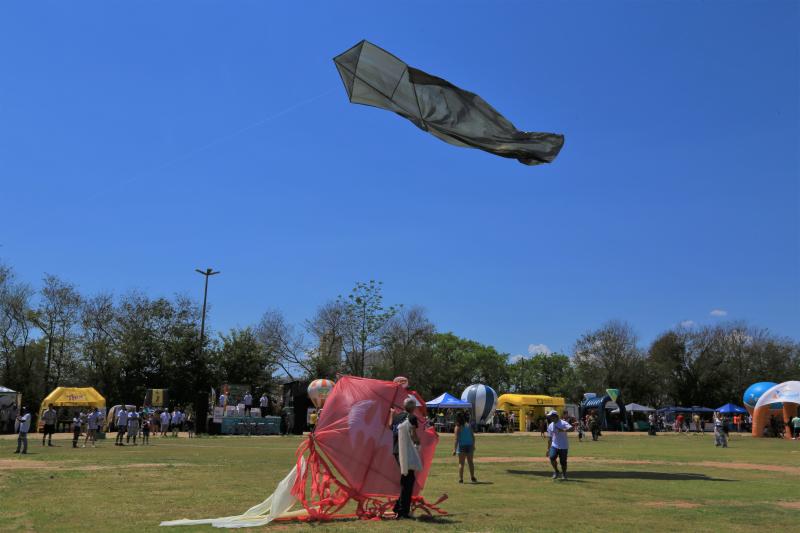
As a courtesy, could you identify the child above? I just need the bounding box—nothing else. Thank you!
[141,415,150,445]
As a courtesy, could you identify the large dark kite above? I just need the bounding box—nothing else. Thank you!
[334,40,564,166]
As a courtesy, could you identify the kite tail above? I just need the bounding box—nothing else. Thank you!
[160,460,302,528]
[290,436,354,521]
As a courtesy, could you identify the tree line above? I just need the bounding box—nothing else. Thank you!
[2,262,798,427]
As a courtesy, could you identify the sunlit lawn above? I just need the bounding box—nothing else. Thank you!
[2,430,798,532]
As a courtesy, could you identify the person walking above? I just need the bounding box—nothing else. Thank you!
[545,410,572,481]
[714,412,728,448]
[791,414,800,440]
[72,411,82,448]
[453,411,477,483]
[41,404,57,447]
[116,407,129,446]
[13,406,31,454]
[259,393,269,417]
[589,413,600,441]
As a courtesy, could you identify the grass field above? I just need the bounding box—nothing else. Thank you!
[1,431,798,532]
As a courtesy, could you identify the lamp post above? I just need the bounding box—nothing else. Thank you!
[195,268,219,433]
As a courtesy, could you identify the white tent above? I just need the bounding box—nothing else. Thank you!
[754,381,800,409]
[612,402,655,414]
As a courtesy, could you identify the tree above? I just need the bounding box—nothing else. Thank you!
[507,353,579,401]
[304,301,347,379]
[254,309,309,380]
[215,327,277,392]
[339,281,398,377]
[416,333,509,400]
[30,275,82,395]
[574,321,651,402]
[79,293,122,403]
[371,306,435,383]
[0,264,34,387]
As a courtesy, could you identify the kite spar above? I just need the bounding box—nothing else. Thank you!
[334,40,564,165]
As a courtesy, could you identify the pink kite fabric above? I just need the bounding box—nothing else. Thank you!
[160,376,445,527]
[291,375,445,520]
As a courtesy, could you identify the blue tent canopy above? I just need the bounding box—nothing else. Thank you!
[717,403,747,414]
[426,392,471,409]
[657,406,692,413]
[582,395,612,410]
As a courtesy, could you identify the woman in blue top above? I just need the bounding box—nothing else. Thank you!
[453,411,477,483]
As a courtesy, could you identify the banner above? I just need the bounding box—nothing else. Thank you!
[606,389,620,402]
[144,389,169,408]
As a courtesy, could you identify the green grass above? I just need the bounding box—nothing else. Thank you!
[2,431,799,532]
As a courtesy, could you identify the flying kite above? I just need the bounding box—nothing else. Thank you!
[334,40,564,165]
[161,376,445,528]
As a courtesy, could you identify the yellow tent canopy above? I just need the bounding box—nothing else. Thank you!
[39,387,106,429]
[497,394,565,432]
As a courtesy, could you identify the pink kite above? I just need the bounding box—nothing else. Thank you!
[162,376,445,528]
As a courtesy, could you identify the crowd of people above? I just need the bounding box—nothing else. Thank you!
[9,403,195,454]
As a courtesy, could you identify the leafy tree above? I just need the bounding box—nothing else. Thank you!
[339,281,398,377]
[370,306,435,384]
[573,320,651,402]
[214,327,277,392]
[507,352,579,401]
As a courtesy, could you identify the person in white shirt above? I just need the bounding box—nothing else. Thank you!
[218,393,227,408]
[116,407,129,446]
[127,409,140,445]
[160,409,171,437]
[72,412,82,448]
[14,407,31,454]
[171,409,182,437]
[42,404,58,446]
[83,407,100,448]
[545,410,572,481]
[259,393,269,417]
[244,392,253,416]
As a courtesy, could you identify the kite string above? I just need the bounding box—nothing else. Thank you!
[88,87,336,201]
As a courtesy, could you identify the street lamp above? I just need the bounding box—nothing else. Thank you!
[195,268,219,433]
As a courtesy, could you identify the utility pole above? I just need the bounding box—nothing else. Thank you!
[194,267,219,433]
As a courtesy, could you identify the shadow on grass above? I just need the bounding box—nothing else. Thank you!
[507,470,734,482]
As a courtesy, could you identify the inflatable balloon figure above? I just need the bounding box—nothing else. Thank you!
[461,384,498,425]
[161,376,445,528]
[307,379,335,409]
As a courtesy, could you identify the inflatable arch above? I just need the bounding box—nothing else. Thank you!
[750,381,800,439]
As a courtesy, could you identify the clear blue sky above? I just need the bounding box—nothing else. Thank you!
[1,1,798,358]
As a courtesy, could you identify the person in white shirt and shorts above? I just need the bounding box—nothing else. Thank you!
[545,410,572,481]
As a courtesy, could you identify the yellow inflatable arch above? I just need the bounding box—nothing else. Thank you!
[497,394,565,432]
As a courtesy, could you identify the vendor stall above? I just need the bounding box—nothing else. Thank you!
[426,393,471,432]
[38,387,106,432]
[1,386,21,434]
[497,393,565,432]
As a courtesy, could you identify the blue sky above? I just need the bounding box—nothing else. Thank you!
[1,1,798,358]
